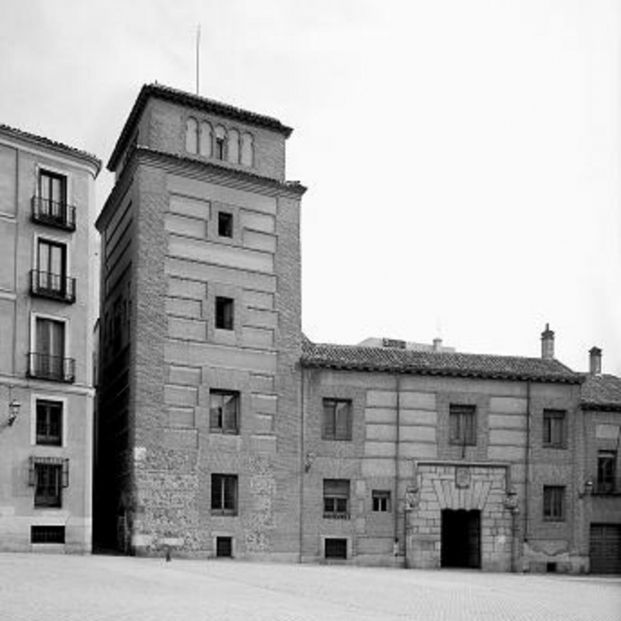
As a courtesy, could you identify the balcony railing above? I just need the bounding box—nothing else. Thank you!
[31,197,76,231]
[30,270,76,303]
[27,353,75,383]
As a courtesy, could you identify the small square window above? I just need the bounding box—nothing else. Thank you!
[449,404,477,446]
[211,474,238,515]
[210,390,239,434]
[215,296,234,330]
[372,490,391,512]
[543,410,566,448]
[543,485,565,521]
[218,212,233,238]
[216,536,233,557]
[324,538,347,559]
[322,399,352,440]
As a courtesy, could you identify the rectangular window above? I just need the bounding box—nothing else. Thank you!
[32,317,67,380]
[597,450,616,494]
[372,490,391,512]
[323,479,350,519]
[449,404,477,446]
[31,525,65,544]
[543,409,566,448]
[218,212,233,238]
[322,398,352,440]
[34,463,63,508]
[215,296,234,330]
[36,239,68,296]
[324,538,347,559]
[211,474,238,515]
[543,485,565,521]
[39,170,67,208]
[209,390,239,434]
[36,400,62,446]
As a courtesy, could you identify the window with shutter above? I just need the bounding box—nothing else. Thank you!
[449,404,477,446]
[323,479,350,519]
[322,399,352,440]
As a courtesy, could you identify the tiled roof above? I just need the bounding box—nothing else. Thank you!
[581,374,621,411]
[301,340,581,383]
[108,83,293,171]
[0,124,101,174]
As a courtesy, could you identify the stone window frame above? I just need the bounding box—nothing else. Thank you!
[215,296,234,331]
[323,536,349,559]
[207,202,241,247]
[596,450,617,494]
[448,404,477,446]
[30,393,67,447]
[199,367,251,439]
[372,489,391,512]
[437,393,489,461]
[543,485,566,522]
[209,389,240,435]
[321,398,352,441]
[211,473,238,516]
[542,409,567,449]
[323,478,350,519]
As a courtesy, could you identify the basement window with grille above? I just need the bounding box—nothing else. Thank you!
[31,525,65,544]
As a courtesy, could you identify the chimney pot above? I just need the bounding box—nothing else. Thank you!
[541,324,555,360]
[589,347,602,375]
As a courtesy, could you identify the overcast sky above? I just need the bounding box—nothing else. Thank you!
[1,0,619,374]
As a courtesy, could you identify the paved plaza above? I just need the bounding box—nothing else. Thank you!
[0,553,619,621]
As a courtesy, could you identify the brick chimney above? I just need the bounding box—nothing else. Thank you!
[589,347,602,375]
[432,337,442,352]
[541,323,555,360]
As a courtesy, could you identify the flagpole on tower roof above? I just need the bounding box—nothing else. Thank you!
[196,24,201,95]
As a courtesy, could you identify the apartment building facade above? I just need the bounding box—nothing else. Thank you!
[580,348,621,573]
[94,84,619,573]
[0,125,100,552]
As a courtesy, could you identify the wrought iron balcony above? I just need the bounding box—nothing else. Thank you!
[31,197,76,231]
[27,353,75,383]
[30,270,76,303]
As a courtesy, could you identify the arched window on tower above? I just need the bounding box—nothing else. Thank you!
[227,129,240,164]
[214,125,226,160]
[240,132,254,167]
[185,118,198,154]
[199,121,212,157]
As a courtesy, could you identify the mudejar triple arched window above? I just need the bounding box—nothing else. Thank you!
[186,117,254,168]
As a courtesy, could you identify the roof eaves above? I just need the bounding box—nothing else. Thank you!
[300,357,580,384]
[581,401,621,412]
[0,124,102,175]
[134,145,307,195]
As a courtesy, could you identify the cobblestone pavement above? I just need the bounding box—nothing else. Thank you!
[0,554,619,621]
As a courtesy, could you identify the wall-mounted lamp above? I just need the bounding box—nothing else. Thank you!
[8,398,20,426]
[304,452,316,473]
[504,489,519,514]
[579,479,593,498]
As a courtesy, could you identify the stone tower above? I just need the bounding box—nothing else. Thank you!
[95,84,305,558]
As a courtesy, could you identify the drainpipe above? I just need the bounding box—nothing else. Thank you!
[523,380,532,556]
[298,366,305,563]
[394,375,401,562]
